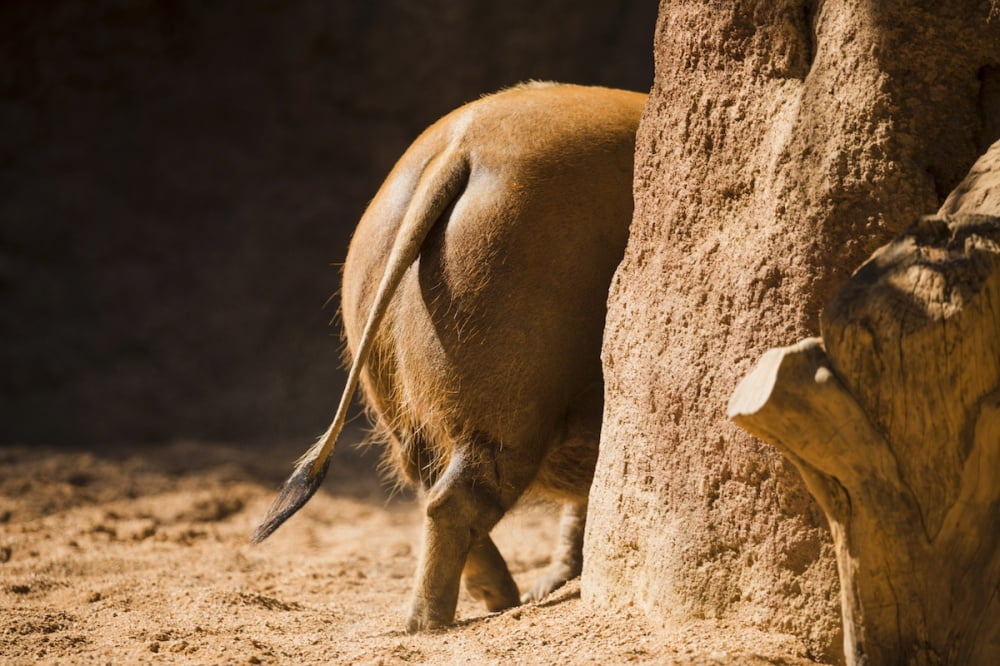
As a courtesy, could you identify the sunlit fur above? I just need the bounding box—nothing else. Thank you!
[255,82,646,631]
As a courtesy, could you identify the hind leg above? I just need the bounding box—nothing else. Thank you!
[396,423,514,610]
[522,500,586,603]
[406,440,533,632]
[408,440,519,615]
[463,534,520,612]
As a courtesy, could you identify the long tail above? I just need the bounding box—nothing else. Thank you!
[251,145,470,543]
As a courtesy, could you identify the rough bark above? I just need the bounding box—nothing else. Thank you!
[585,1,1000,661]
[729,213,1000,665]
[941,139,1000,216]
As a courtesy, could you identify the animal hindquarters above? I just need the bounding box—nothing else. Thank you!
[340,83,646,629]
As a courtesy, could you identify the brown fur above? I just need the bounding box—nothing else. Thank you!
[253,82,646,632]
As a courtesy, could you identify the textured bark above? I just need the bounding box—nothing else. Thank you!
[730,213,1000,664]
[941,139,1000,216]
[585,1,1000,661]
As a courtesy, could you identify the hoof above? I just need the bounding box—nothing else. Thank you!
[406,598,453,633]
[521,566,576,603]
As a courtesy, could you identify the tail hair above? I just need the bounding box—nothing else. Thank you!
[249,144,470,544]
[250,449,331,543]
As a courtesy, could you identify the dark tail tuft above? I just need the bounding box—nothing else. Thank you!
[250,457,332,544]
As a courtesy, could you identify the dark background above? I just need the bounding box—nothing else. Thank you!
[0,0,656,447]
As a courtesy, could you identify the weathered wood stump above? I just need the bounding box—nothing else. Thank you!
[728,213,1000,665]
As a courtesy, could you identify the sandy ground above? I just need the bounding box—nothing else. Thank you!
[1,436,828,665]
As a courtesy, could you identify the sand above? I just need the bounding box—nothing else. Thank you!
[1,438,825,664]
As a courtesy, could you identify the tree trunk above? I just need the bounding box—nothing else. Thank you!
[586,1,1000,661]
[729,213,1000,665]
